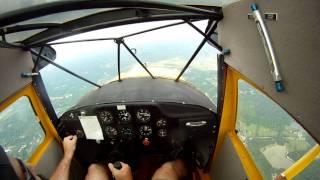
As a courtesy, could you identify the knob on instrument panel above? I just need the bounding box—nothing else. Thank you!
[113,161,122,170]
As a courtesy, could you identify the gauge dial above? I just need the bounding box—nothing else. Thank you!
[99,111,113,124]
[105,126,118,139]
[118,110,132,124]
[156,118,167,127]
[119,127,134,139]
[158,129,167,138]
[139,125,152,137]
[136,108,151,123]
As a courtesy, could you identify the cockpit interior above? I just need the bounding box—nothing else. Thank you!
[0,0,319,180]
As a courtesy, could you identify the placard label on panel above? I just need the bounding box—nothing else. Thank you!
[79,116,104,140]
[117,105,126,110]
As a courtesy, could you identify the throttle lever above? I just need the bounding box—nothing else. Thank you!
[113,161,122,170]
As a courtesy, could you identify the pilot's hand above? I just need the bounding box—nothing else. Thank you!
[63,135,77,160]
[108,162,133,180]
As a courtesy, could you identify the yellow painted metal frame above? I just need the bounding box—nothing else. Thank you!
[210,66,263,179]
[283,144,320,179]
[0,83,61,165]
[211,66,320,180]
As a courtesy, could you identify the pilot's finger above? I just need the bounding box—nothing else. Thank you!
[120,162,129,168]
[72,135,77,142]
[108,163,118,173]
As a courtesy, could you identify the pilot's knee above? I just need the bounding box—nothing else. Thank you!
[87,163,105,174]
[86,163,110,180]
[152,162,178,180]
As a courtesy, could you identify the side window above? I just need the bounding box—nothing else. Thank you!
[236,80,318,179]
[0,96,45,160]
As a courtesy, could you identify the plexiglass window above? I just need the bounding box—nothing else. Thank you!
[0,96,45,160]
[236,80,318,179]
[41,20,219,117]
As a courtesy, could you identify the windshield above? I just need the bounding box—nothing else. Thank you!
[40,20,219,116]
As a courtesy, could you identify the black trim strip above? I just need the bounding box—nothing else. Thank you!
[0,23,60,35]
[32,74,60,128]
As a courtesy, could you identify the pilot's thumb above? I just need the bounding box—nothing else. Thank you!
[108,163,118,173]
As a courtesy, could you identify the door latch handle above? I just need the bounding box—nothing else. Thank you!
[185,121,207,127]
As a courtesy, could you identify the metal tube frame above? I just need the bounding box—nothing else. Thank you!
[115,39,122,81]
[121,39,155,79]
[30,49,101,88]
[175,21,218,81]
[186,20,222,51]
[32,46,44,72]
[31,17,221,87]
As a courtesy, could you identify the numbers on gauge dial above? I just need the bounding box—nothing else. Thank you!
[118,110,132,124]
[136,108,151,123]
[105,126,118,139]
[139,125,152,137]
[99,111,113,124]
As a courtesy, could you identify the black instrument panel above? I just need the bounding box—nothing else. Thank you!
[60,102,218,168]
[95,105,172,141]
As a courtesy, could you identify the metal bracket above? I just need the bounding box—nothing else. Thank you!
[21,72,39,78]
[248,13,278,21]
[114,38,124,44]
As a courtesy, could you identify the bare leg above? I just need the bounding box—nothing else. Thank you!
[152,159,188,180]
[85,163,110,180]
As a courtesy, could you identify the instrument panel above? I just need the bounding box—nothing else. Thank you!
[60,102,218,168]
[96,107,167,140]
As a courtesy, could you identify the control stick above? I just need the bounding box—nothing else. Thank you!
[113,161,122,170]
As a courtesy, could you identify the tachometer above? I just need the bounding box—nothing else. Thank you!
[118,110,132,124]
[99,111,113,124]
[136,108,151,123]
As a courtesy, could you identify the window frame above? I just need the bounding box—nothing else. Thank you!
[213,66,319,180]
[0,84,60,164]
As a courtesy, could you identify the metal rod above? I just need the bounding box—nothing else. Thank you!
[121,20,190,39]
[175,37,207,81]
[117,42,121,81]
[47,20,199,46]
[121,41,155,79]
[186,21,222,51]
[30,49,101,88]
[48,37,116,45]
[32,46,44,72]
